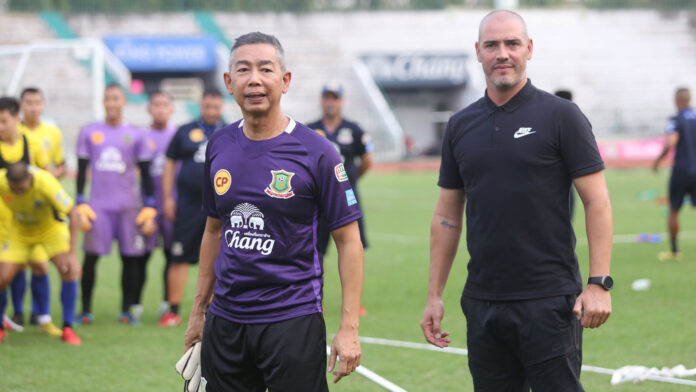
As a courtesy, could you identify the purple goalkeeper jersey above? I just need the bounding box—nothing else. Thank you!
[202,118,362,323]
[146,125,177,210]
[77,121,153,211]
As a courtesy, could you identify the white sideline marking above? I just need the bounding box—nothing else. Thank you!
[358,337,696,387]
[326,346,407,392]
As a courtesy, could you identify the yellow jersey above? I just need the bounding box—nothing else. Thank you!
[0,133,49,169]
[18,121,65,167]
[0,165,73,236]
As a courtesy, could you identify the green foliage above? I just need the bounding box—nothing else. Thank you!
[1,169,696,390]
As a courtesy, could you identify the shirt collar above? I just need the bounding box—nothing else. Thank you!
[484,79,535,114]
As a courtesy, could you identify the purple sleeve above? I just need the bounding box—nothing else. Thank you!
[136,130,154,162]
[437,119,464,189]
[201,136,218,218]
[76,126,90,159]
[316,142,362,232]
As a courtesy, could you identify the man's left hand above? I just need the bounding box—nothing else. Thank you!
[135,207,158,236]
[328,327,361,383]
[573,284,612,328]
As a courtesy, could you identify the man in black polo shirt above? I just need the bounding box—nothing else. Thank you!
[653,87,696,261]
[421,10,613,391]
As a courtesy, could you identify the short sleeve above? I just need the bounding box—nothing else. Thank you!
[166,128,183,160]
[437,119,464,189]
[201,136,218,218]
[315,141,362,232]
[557,104,605,178]
[665,117,677,134]
[353,125,371,156]
[51,126,65,166]
[76,126,90,159]
[44,173,74,216]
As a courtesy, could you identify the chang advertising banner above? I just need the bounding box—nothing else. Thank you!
[361,53,469,89]
[103,35,218,73]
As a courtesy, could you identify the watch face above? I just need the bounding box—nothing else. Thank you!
[603,276,614,290]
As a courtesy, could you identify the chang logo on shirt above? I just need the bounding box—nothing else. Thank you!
[337,128,354,144]
[224,203,275,256]
[264,170,295,199]
[95,147,127,173]
[193,142,207,164]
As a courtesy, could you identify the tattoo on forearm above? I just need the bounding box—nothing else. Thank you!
[440,220,458,230]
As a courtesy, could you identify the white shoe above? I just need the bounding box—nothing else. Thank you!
[3,314,24,332]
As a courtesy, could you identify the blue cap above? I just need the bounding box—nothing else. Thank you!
[321,82,343,98]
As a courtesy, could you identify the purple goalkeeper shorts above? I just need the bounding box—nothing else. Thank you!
[145,213,174,252]
[82,208,146,257]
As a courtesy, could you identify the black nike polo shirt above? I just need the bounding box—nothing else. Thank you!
[439,80,604,301]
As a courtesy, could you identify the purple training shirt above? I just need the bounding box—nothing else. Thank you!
[203,118,362,323]
[76,121,153,211]
[146,125,178,210]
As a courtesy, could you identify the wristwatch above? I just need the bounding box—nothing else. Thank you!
[587,276,614,291]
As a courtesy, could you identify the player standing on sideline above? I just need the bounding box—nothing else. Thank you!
[159,89,224,327]
[180,32,363,391]
[421,11,613,391]
[75,84,157,325]
[140,92,177,319]
[307,83,372,316]
[653,87,696,261]
[0,162,81,345]
[7,87,67,328]
[0,96,61,337]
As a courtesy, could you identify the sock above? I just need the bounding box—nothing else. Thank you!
[0,290,7,329]
[671,238,679,253]
[163,249,172,302]
[170,303,180,315]
[30,273,42,316]
[61,280,77,328]
[121,255,140,313]
[32,274,50,316]
[81,253,99,314]
[134,252,151,306]
[10,272,26,316]
[37,314,51,325]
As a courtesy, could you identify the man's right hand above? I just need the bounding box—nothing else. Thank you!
[184,310,205,352]
[421,297,451,348]
[75,204,97,232]
[164,197,177,222]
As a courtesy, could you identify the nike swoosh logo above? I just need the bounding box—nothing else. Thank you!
[513,128,536,138]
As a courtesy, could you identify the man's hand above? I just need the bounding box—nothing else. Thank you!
[573,284,612,328]
[652,159,660,173]
[421,297,451,348]
[328,327,361,383]
[184,311,205,352]
[176,342,202,392]
[164,197,177,222]
[75,203,97,232]
[135,206,158,236]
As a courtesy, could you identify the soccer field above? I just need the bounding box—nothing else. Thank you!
[2,168,696,391]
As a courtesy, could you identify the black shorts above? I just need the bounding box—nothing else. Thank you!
[669,169,696,211]
[201,312,328,392]
[170,205,207,264]
[461,295,584,392]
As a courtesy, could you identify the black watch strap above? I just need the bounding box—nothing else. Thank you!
[587,276,613,291]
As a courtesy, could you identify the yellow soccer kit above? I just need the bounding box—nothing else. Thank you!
[0,166,74,263]
[0,133,51,261]
[18,121,65,167]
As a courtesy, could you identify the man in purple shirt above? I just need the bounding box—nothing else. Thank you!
[181,32,364,392]
[141,91,177,318]
[75,84,156,325]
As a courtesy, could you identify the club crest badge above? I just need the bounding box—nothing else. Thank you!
[265,170,295,199]
[337,128,353,144]
[189,128,205,143]
[314,129,326,137]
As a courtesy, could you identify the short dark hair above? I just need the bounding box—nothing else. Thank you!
[202,88,223,99]
[230,32,286,71]
[6,162,30,183]
[105,83,124,93]
[555,90,573,101]
[20,87,43,99]
[149,90,173,103]
[0,97,20,115]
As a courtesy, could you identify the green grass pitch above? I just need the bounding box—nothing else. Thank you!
[1,169,696,391]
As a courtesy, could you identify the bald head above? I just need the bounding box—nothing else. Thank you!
[478,10,528,42]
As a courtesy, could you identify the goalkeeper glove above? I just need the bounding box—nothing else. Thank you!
[176,342,202,392]
[135,206,157,236]
[75,201,97,233]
